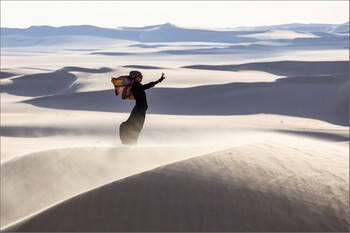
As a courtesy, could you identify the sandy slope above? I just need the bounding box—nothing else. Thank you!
[3,138,348,232]
[1,145,230,228]
[1,25,349,232]
[17,70,349,125]
[238,29,319,39]
[1,62,349,230]
[2,61,348,126]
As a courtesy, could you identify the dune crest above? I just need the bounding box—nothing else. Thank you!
[1,145,229,228]
[4,141,348,232]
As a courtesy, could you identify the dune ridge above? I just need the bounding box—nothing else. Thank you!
[1,70,76,97]
[3,141,348,232]
[1,145,230,228]
[3,60,346,125]
[122,65,163,69]
[2,22,348,47]
[21,72,349,126]
[183,60,349,76]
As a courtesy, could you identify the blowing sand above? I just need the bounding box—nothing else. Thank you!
[1,24,349,232]
[3,137,348,232]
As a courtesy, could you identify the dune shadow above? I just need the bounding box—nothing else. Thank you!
[0,71,18,79]
[1,70,77,97]
[22,73,349,126]
[1,66,114,97]
[60,66,113,73]
[275,129,349,142]
[123,65,163,69]
[182,60,349,76]
[90,52,132,56]
[155,36,348,55]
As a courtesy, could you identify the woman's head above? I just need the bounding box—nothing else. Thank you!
[129,70,143,82]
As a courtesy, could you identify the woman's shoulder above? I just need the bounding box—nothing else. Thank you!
[131,81,141,87]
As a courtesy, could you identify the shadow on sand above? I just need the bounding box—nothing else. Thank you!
[21,73,349,126]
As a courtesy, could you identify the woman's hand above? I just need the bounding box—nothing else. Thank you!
[158,73,166,83]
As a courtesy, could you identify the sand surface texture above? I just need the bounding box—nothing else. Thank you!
[1,23,349,231]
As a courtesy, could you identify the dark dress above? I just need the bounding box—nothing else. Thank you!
[119,79,162,145]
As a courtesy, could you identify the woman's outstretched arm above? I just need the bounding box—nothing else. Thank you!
[141,73,166,90]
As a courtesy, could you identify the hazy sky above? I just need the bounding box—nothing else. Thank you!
[1,1,349,29]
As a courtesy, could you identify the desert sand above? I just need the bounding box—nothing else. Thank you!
[1,23,349,231]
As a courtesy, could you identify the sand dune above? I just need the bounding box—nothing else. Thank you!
[90,52,132,56]
[1,145,227,228]
[4,140,348,232]
[1,70,76,97]
[1,35,136,48]
[0,23,260,45]
[275,129,349,142]
[156,37,348,55]
[123,65,163,69]
[0,71,18,79]
[22,72,349,125]
[233,22,349,34]
[60,66,113,73]
[129,43,168,49]
[88,36,347,56]
[0,66,116,98]
[1,22,348,232]
[183,60,349,76]
[237,29,319,39]
[3,23,347,47]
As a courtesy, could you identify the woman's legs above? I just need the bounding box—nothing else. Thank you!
[119,106,146,145]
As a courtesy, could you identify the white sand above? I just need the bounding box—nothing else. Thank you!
[238,29,319,39]
[1,24,349,231]
[3,137,348,232]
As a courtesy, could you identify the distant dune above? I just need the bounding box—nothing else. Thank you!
[90,52,132,56]
[1,70,76,97]
[0,71,18,79]
[183,60,349,76]
[1,66,113,97]
[0,23,258,46]
[60,66,113,73]
[18,62,349,126]
[233,22,349,34]
[123,65,163,69]
[1,22,348,47]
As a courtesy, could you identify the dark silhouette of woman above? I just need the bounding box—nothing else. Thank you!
[119,71,165,145]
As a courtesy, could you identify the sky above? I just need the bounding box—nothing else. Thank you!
[1,1,349,29]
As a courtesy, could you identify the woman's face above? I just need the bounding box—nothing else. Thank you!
[135,76,143,82]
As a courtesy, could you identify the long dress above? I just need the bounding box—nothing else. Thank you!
[119,80,160,145]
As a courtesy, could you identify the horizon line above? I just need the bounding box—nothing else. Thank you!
[1,21,349,30]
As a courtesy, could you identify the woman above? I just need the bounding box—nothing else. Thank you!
[119,71,165,145]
